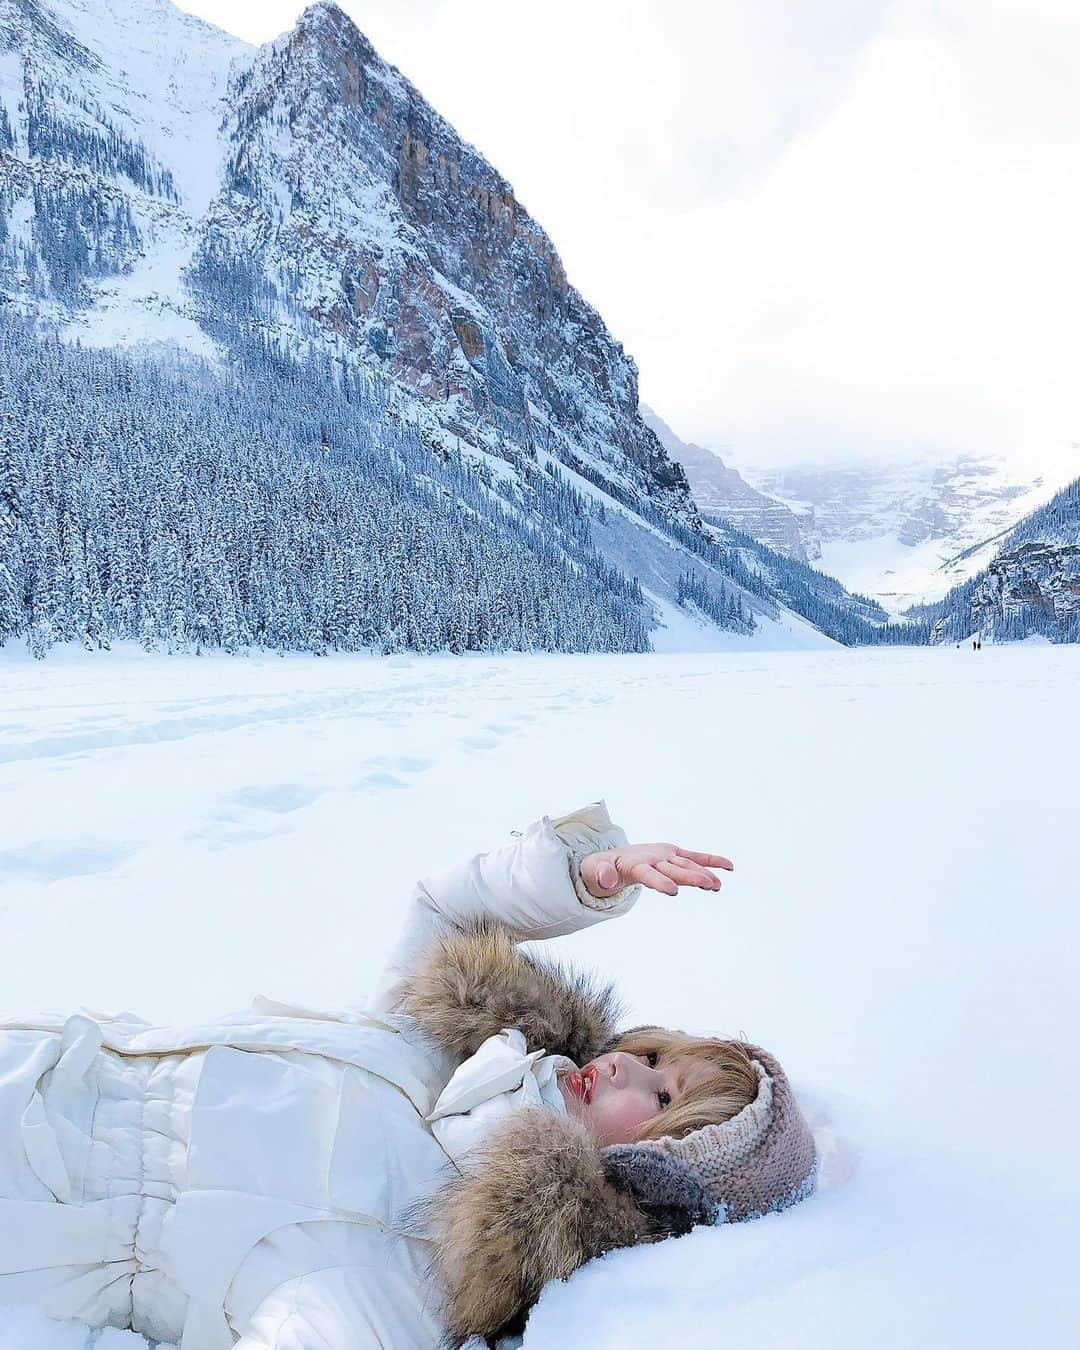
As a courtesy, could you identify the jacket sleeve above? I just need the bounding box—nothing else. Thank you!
[232,1263,442,1349]
[371,800,641,1012]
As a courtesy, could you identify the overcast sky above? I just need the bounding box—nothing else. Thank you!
[176,0,1079,472]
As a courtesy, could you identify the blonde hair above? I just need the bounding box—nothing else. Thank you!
[607,1027,759,1144]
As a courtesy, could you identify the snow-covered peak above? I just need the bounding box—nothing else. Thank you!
[294,0,357,36]
[277,1,390,75]
[5,0,249,212]
[270,0,487,178]
[740,452,1079,611]
[41,0,245,50]
[0,0,859,650]
[297,0,346,23]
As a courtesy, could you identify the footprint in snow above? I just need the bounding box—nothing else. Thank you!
[369,755,433,774]
[353,771,409,791]
[195,824,286,852]
[227,784,319,814]
[0,842,135,883]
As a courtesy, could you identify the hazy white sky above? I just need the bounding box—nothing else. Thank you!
[176,0,1079,471]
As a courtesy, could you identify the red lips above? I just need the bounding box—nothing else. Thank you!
[566,1065,597,1105]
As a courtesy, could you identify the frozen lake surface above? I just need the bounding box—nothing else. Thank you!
[1,644,1076,1348]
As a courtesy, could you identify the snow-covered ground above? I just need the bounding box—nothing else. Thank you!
[1,644,1077,1348]
[814,532,960,611]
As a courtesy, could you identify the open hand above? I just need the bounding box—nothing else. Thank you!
[580,843,734,899]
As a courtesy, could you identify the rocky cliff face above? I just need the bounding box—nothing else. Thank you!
[0,0,691,518]
[748,458,1042,557]
[966,541,1080,637]
[741,454,1076,610]
[917,477,1080,642]
[11,0,846,650]
[641,406,807,559]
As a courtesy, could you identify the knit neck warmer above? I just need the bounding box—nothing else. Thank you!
[647,1044,817,1221]
[397,920,817,1223]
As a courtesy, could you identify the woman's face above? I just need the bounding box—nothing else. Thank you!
[559,1049,690,1146]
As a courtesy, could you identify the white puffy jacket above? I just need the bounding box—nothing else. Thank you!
[0,802,640,1349]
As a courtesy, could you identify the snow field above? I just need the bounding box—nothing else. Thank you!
[0,644,1077,1347]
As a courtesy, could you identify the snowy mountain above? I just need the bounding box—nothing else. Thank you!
[911,476,1080,643]
[635,408,915,644]
[0,0,855,653]
[0,0,247,338]
[637,404,1074,626]
[0,0,674,501]
[641,406,807,560]
[739,453,1078,613]
[699,513,917,647]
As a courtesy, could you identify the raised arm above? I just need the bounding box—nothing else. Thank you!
[371,801,639,1012]
[372,801,733,1012]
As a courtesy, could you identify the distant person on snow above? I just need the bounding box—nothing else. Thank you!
[0,803,817,1348]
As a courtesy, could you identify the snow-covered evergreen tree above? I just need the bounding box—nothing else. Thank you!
[0,316,651,658]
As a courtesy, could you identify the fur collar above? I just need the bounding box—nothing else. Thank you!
[397,923,715,1345]
[430,1106,710,1345]
[395,918,620,1066]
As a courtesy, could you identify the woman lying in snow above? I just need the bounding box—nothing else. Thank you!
[0,802,816,1348]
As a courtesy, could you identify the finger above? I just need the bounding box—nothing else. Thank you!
[655,859,723,890]
[660,858,724,888]
[672,849,735,871]
[596,860,620,891]
[655,859,708,887]
[631,863,679,896]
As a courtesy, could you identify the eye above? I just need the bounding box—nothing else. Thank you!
[657,1090,671,1109]
[645,1051,659,1067]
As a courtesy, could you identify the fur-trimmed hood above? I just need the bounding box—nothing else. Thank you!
[428,1106,711,1345]
[396,918,621,1067]
[397,921,816,1345]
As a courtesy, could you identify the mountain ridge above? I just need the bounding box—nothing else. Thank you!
[911,475,1080,643]
[1,0,854,653]
[641,405,808,560]
[2,0,1071,648]
[739,453,1076,611]
[2,0,696,510]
